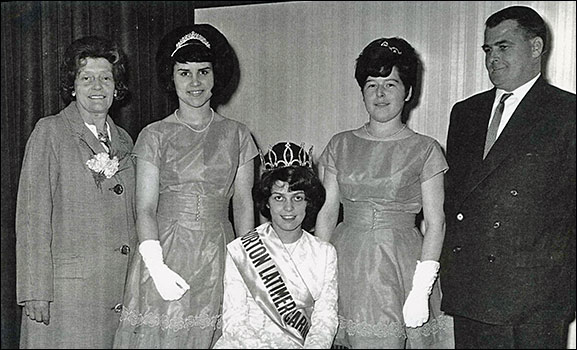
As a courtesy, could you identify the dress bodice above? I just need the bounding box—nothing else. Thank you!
[318,128,448,214]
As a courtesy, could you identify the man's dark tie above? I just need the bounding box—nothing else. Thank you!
[483,93,513,159]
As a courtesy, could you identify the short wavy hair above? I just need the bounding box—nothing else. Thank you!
[486,6,548,54]
[60,36,128,104]
[156,24,235,100]
[253,166,326,232]
[355,37,418,100]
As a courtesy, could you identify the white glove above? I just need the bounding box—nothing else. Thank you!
[402,260,440,328]
[139,240,190,301]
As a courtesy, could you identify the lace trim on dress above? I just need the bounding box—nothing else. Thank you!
[338,315,406,339]
[120,306,221,332]
[407,314,453,338]
[338,313,453,339]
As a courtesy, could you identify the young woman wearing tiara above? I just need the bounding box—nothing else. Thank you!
[113,24,258,348]
[315,38,454,348]
[213,142,338,349]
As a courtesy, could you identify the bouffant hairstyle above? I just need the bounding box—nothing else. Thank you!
[156,24,235,99]
[254,164,325,232]
[60,36,129,104]
[354,37,418,99]
[486,6,548,54]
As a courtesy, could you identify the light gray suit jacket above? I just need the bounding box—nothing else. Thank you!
[16,102,138,348]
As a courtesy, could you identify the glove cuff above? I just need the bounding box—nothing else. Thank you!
[416,260,440,273]
[411,260,440,295]
[138,240,165,273]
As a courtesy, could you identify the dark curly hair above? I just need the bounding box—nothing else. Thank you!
[60,36,128,104]
[156,24,235,99]
[253,166,325,232]
[355,37,418,100]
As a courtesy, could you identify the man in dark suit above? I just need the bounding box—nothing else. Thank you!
[440,5,576,349]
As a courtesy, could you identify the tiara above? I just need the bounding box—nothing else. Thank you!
[381,40,402,55]
[171,31,211,57]
[260,142,313,171]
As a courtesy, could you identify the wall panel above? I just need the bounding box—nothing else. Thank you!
[197,1,576,154]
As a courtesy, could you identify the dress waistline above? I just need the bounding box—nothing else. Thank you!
[343,203,416,229]
[158,193,229,223]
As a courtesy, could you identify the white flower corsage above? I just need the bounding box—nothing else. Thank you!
[86,152,120,190]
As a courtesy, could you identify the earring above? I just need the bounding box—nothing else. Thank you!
[113,90,118,98]
[71,91,76,97]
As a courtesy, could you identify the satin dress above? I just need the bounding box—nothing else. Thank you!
[318,126,455,349]
[113,112,258,349]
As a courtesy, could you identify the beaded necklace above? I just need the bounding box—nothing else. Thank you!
[364,123,407,139]
[174,108,214,133]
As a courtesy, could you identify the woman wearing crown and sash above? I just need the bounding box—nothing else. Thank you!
[113,24,258,348]
[213,142,338,349]
[315,38,454,348]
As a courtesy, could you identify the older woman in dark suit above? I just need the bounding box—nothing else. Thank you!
[16,36,137,348]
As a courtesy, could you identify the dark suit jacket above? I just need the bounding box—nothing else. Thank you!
[440,77,576,325]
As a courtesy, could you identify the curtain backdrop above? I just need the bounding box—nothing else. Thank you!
[0,2,198,347]
[1,2,280,346]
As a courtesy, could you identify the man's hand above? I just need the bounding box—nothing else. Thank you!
[24,300,50,325]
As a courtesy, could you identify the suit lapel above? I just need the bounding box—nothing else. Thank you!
[107,118,135,177]
[458,90,495,200]
[61,102,106,155]
[63,102,131,159]
[107,117,132,159]
[464,78,546,196]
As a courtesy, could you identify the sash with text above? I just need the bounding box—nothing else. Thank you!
[228,224,313,346]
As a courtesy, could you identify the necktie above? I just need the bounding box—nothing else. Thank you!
[483,93,512,159]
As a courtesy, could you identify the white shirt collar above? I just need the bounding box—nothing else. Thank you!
[491,73,540,138]
[495,73,540,103]
[84,121,111,140]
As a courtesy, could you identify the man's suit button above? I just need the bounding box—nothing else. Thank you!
[452,246,462,254]
[120,245,130,255]
[456,213,464,221]
[493,221,501,229]
[510,189,518,196]
[112,184,124,195]
[487,254,496,263]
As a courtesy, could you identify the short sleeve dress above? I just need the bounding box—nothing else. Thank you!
[318,126,454,349]
[113,112,258,349]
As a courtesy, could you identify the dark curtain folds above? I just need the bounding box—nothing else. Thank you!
[0,2,196,348]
